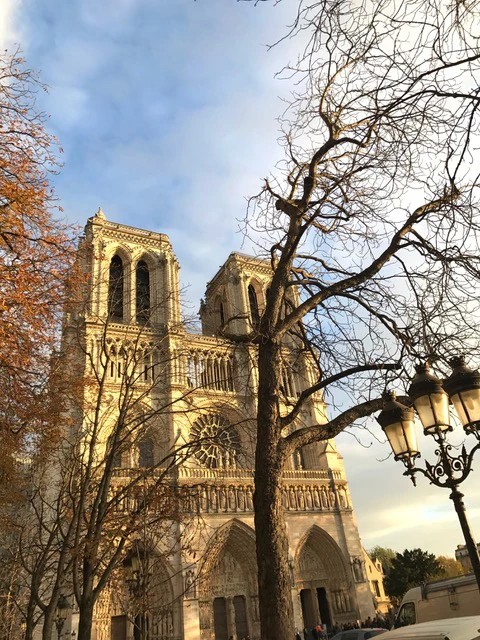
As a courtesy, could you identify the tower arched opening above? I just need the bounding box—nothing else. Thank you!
[136,259,151,324]
[108,254,125,321]
[247,284,260,330]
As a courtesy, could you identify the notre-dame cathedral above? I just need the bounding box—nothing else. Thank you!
[69,208,378,640]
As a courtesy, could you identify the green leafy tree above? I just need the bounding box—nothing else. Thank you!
[435,556,465,579]
[385,549,441,599]
[369,546,396,576]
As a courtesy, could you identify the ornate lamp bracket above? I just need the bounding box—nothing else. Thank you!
[403,441,480,489]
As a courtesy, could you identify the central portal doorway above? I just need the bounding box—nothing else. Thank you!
[317,588,332,626]
[300,587,332,629]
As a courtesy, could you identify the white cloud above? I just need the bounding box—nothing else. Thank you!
[15,0,480,562]
[0,0,23,49]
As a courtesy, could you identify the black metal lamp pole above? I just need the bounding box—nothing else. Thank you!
[124,545,151,640]
[377,357,480,592]
[55,595,69,640]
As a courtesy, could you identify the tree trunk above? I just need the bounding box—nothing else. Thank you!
[77,594,95,640]
[254,340,294,640]
[41,606,56,640]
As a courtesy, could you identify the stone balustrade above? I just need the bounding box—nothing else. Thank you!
[112,466,342,482]
[110,467,350,514]
[181,482,350,514]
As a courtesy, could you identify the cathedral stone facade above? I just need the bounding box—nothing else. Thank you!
[71,210,375,640]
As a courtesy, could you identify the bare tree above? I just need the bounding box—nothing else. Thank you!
[235,1,480,639]
[11,292,210,640]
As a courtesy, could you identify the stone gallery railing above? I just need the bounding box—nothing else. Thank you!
[180,482,350,515]
[177,466,342,481]
[169,335,237,393]
[111,466,350,514]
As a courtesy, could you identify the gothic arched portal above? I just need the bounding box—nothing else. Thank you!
[199,520,259,640]
[104,554,178,640]
[295,526,355,627]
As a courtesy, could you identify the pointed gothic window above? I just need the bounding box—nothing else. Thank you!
[219,302,225,327]
[248,284,260,329]
[138,435,154,467]
[136,260,150,324]
[108,255,124,321]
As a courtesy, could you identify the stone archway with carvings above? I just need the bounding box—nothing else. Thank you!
[198,519,259,640]
[101,554,179,640]
[295,526,355,627]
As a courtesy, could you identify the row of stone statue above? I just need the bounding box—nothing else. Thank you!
[113,482,350,514]
[183,483,350,513]
[330,589,353,614]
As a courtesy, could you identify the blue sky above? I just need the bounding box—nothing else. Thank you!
[3,0,480,559]
[3,0,299,304]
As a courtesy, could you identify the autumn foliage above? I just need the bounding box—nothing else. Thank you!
[0,50,78,491]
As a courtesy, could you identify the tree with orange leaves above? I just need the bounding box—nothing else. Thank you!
[0,49,77,497]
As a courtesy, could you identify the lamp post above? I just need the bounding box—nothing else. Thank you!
[55,595,69,639]
[377,357,480,592]
[124,545,151,640]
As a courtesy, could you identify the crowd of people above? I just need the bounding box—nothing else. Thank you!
[296,613,392,640]
[330,613,391,632]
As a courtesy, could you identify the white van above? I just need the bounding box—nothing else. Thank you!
[381,616,480,640]
[394,574,480,627]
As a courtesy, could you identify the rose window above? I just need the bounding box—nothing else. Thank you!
[191,414,240,468]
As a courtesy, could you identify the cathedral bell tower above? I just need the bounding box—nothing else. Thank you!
[83,207,181,330]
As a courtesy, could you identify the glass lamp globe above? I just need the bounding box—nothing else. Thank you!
[408,362,451,436]
[444,356,480,435]
[377,391,419,460]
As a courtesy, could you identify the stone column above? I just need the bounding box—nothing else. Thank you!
[292,588,304,632]
[227,596,237,639]
[183,599,201,640]
[311,588,321,626]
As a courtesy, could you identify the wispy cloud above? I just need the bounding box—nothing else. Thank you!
[0,0,23,48]
[7,0,479,559]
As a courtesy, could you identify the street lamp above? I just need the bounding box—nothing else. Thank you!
[377,357,480,592]
[124,545,151,640]
[55,595,69,639]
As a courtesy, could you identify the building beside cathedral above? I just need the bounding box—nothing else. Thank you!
[66,209,378,640]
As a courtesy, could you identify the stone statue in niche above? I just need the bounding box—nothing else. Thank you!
[237,486,245,510]
[219,487,227,511]
[209,486,218,511]
[184,568,196,599]
[321,488,328,508]
[293,450,303,470]
[297,487,305,510]
[252,595,260,621]
[289,487,297,509]
[246,487,253,510]
[329,489,336,508]
[352,557,363,581]
[228,486,236,510]
[305,487,313,509]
